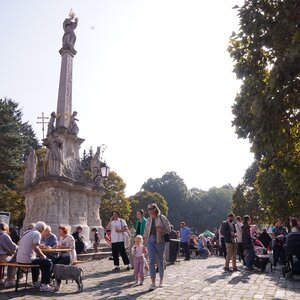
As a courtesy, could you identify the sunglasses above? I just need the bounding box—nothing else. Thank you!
[148,207,155,210]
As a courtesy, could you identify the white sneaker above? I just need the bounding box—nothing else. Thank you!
[4,280,15,288]
[40,284,53,292]
[148,283,156,290]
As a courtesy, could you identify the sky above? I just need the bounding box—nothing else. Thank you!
[0,0,253,196]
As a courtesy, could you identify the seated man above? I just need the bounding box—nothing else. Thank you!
[16,221,53,292]
[0,222,18,287]
[197,235,209,259]
[40,225,58,260]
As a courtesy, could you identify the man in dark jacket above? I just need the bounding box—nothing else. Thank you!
[221,213,238,271]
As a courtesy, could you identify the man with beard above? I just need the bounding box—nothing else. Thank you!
[221,213,238,271]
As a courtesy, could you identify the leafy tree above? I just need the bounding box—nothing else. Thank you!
[142,172,188,226]
[228,1,300,218]
[100,171,131,227]
[129,190,168,225]
[0,98,38,188]
[232,162,263,222]
[0,184,25,227]
[0,98,38,225]
[200,187,234,231]
[256,166,298,224]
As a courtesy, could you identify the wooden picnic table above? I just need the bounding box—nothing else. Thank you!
[41,248,72,253]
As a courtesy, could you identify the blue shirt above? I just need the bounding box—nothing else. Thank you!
[180,227,190,243]
[42,233,58,247]
[198,240,204,250]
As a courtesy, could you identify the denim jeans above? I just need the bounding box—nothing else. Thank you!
[244,248,255,269]
[147,235,165,279]
[31,258,53,284]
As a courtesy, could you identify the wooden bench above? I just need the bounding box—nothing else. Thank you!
[0,262,39,292]
[72,260,84,265]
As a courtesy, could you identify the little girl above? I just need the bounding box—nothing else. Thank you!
[132,235,147,285]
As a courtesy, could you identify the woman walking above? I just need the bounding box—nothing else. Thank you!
[144,203,170,290]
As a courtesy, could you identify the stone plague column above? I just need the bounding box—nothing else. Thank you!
[22,11,106,243]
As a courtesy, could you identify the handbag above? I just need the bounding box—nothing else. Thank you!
[159,215,170,242]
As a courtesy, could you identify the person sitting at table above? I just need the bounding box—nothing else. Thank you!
[40,226,58,260]
[189,234,198,250]
[16,221,53,292]
[0,222,18,288]
[72,226,85,254]
[53,225,76,265]
[198,235,209,259]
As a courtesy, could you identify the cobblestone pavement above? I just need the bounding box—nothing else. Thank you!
[1,256,299,300]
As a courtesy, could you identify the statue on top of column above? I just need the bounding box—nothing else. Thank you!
[47,111,57,136]
[69,111,79,135]
[61,9,78,54]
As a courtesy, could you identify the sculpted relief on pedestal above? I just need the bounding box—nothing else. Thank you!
[24,195,35,224]
[88,196,101,224]
[69,192,87,224]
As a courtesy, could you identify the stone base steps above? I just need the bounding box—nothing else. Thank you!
[77,247,112,261]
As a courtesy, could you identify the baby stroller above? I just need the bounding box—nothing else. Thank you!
[282,233,300,281]
[253,239,272,272]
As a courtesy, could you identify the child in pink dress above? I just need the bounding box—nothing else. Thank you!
[132,235,147,285]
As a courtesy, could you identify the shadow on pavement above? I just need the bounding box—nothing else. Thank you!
[205,272,232,284]
[206,264,224,269]
[228,274,250,284]
[0,286,78,299]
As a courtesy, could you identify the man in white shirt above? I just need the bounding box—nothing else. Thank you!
[17,221,53,292]
[235,216,245,265]
[107,211,130,271]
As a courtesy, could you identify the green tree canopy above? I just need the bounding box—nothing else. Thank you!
[0,98,38,188]
[228,1,300,220]
[142,171,188,226]
[186,186,234,233]
[100,171,131,228]
[129,190,168,225]
[0,98,38,225]
[232,162,263,222]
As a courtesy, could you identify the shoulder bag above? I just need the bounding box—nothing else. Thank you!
[159,215,170,242]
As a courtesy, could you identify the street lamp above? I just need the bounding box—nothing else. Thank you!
[100,162,110,179]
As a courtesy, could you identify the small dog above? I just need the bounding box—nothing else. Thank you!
[52,264,84,292]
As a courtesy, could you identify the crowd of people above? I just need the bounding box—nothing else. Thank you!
[0,222,100,292]
[1,206,300,293]
[218,213,300,272]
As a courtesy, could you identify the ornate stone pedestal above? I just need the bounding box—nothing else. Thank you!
[22,176,105,241]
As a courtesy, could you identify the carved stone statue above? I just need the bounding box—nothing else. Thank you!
[24,148,37,186]
[69,111,79,135]
[47,111,57,136]
[62,10,78,52]
[91,147,101,185]
[45,132,64,176]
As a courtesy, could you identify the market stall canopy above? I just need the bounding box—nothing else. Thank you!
[202,229,215,237]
